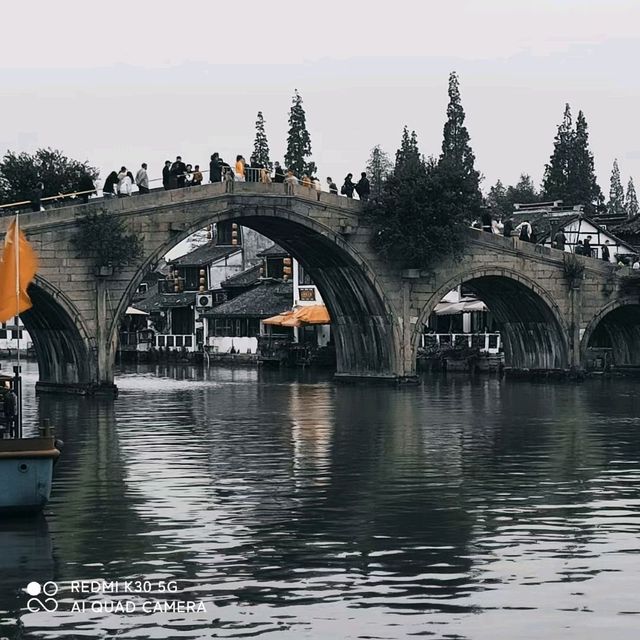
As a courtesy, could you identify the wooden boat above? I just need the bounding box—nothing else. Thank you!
[0,427,60,513]
[0,217,60,513]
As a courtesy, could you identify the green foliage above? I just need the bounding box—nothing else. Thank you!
[563,253,585,286]
[284,90,316,177]
[626,177,639,219]
[609,159,625,217]
[73,210,144,272]
[435,72,483,221]
[368,73,481,269]
[0,147,98,205]
[252,111,272,169]
[366,145,392,199]
[487,174,540,218]
[542,105,603,214]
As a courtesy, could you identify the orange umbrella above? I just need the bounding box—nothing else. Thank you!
[293,305,331,325]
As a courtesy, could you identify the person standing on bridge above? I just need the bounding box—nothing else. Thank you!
[583,235,593,258]
[502,217,513,237]
[602,239,611,262]
[162,160,171,190]
[327,177,338,195]
[341,174,356,198]
[235,155,246,181]
[355,172,370,202]
[103,171,118,198]
[209,153,223,183]
[135,163,149,194]
[172,156,187,188]
[30,181,45,212]
[192,165,203,186]
[515,219,532,242]
[274,162,285,183]
[553,227,567,251]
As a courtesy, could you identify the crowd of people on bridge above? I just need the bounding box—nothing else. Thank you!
[93,152,372,204]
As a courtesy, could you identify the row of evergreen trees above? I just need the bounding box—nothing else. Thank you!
[486,104,639,220]
[250,91,315,177]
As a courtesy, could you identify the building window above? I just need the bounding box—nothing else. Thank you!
[216,222,242,246]
[297,264,314,285]
[266,257,284,279]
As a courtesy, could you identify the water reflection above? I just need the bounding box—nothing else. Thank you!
[1,364,640,638]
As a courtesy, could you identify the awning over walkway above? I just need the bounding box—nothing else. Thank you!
[125,306,149,315]
[263,305,331,327]
[263,311,301,327]
[293,305,331,324]
[434,299,486,315]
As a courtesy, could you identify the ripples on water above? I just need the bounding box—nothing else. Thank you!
[2,363,640,639]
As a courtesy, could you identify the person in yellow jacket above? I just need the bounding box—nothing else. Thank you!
[235,155,246,181]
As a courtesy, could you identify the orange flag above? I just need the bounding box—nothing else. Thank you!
[0,216,38,322]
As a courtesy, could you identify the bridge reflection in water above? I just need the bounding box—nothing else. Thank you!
[3,362,640,638]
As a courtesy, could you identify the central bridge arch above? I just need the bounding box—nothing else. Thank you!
[108,203,402,380]
[412,267,570,371]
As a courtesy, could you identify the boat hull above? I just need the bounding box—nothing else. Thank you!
[0,438,60,513]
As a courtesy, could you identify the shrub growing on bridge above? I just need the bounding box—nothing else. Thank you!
[73,210,144,273]
[367,72,482,269]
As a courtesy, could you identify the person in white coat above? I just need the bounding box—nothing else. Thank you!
[118,166,133,197]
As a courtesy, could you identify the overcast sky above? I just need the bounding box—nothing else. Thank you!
[2,0,639,194]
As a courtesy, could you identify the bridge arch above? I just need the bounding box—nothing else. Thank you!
[21,275,95,390]
[412,267,570,371]
[108,204,402,379]
[581,297,640,367]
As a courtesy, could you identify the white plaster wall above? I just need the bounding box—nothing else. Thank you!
[208,336,258,354]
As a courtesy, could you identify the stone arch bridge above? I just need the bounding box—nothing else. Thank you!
[1,182,637,394]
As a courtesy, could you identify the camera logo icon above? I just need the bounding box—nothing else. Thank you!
[26,581,59,612]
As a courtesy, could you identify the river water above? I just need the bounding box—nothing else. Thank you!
[2,362,640,639]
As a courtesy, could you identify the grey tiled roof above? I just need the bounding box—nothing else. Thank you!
[170,244,241,266]
[221,264,261,288]
[256,243,288,257]
[134,292,195,312]
[201,281,292,318]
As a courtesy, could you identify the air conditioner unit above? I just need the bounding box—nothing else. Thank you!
[197,294,213,308]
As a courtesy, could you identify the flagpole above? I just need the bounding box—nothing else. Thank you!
[14,214,20,370]
[14,214,22,438]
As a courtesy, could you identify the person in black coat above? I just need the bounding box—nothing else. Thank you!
[341,173,356,198]
[103,172,118,198]
[171,156,187,188]
[162,160,171,190]
[30,182,44,212]
[355,172,370,202]
[209,153,223,182]
[78,174,96,204]
[273,162,285,183]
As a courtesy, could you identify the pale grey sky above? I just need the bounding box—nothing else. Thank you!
[2,0,639,194]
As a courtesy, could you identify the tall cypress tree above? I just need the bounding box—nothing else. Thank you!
[284,90,316,177]
[433,71,482,222]
[542,106,602,213]
[366,145,392,199]
[626,177,639,219]
[252,111,271,169]
[608,159,625,217]
[542,104,574,203]
[572,110,603,213]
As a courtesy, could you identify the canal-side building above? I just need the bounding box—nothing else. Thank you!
[123,223,273,353]
[512,202,636,261]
